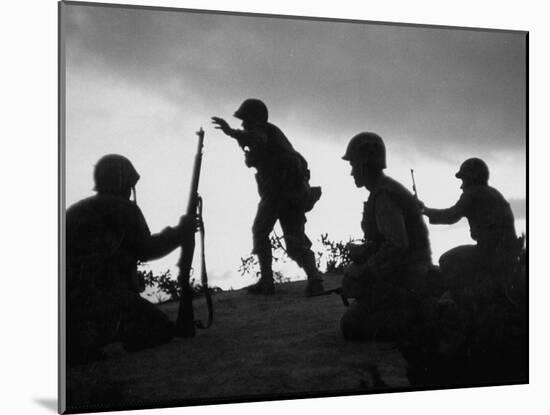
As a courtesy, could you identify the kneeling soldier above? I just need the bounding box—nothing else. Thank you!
[339,133,432,345]
[66,154,194,365]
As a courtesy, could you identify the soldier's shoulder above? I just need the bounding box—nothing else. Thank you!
[261,122,281,138]
[486,185,507,199]
[463,184,506,202]
[377,175,412,197]
[66,195,96,215]
[265,122,281,132]
[67,194,138,219]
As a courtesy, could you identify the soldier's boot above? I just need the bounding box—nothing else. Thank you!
[247,251,275,295]
[301,251,325,297]
[247,277,275,295]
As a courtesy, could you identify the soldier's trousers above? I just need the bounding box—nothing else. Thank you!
[439,245,481,285]
[252,195,318,277]
[340,264,432,342]
[439,242,520,286]
[67,288,174,364]
[437,244,527,384]
[340,292,425,343]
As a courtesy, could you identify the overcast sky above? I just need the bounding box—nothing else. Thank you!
[61,3,527,291]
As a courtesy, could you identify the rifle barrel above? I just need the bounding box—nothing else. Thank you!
[186,128,205,216]
[410,169,418,198]
[175,128,205,337]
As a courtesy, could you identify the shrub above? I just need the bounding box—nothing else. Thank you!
[239,232,355,280]
[139,264,221,303]
[317,233,354,273]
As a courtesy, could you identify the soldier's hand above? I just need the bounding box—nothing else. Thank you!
[211,117,231,135]
[416,198,426,213]
[177,214,200,237]
[348,242,370,263]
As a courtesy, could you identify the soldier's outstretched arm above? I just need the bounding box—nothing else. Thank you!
[423,203,464,225]
[137,214,199,261]
[211,116,232,135]
[211,116,255,148]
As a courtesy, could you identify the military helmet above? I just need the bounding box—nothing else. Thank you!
[455,157,489,184]
[93,154,140,195]
[342,132,386,169]
[233,98,268,123]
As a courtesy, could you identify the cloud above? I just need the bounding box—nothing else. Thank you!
[508,197,526,220]
[62,4,527,290]
[63,3,526,158]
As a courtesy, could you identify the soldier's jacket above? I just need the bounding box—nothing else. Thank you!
[66,194,180,297]
[343,175,432,300]
[362,175,432,277]
[425,184,517,254]
[228,122,312,202]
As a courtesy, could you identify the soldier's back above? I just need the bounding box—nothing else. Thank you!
[461,185,517,248]
[67,194,145,293]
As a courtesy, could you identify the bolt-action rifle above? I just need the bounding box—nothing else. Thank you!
[175,128,213,337]
[410,169,418,199]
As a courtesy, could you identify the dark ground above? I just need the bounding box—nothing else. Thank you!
[66,274,414,412]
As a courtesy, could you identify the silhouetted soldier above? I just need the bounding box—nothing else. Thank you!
[419,158,526,384]
[211,99,323,296]
[421,158,521,291]
[66,154,194,365]
[339,133,432,345]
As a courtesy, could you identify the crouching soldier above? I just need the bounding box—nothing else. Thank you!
[66,154,195,365]
[420,158,526,384]
[212,99,323,296]
[421,157,522,297]
[339,132,433,347]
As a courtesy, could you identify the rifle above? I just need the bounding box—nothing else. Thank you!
[175,128,213,337]
[410,169,418,199]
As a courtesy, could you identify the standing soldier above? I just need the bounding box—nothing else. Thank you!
[339,132,433,352]
[211,99,323,296]
[66,154,194,365]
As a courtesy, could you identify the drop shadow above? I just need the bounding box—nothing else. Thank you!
[34,398,57,412]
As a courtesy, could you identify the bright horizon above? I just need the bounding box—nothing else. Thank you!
[62,4,527,291]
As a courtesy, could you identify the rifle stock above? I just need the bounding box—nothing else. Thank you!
[175,128,205,337]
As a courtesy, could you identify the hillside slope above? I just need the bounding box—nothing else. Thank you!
[66,275,411,412]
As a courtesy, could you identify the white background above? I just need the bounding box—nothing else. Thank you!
[0,0,544,414]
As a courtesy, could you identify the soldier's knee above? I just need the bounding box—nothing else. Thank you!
[439,250,456,273]
[122,318,174,352]
[340,305,370,341]
[286,244,306,262]
[439,245,475,275]
[284,234,311,261]
[341,317,366,341]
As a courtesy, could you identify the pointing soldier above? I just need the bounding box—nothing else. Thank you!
[212,99,324,296]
